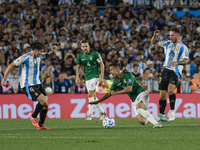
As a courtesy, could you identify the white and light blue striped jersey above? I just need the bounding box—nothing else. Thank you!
[136,0,144,5]
[182,80,190,93]
[138,62,147,71]
[142,74,153,90]
[14,52,46,88]
[159,40,189,79]
[58,0,72,5]
[153,0,165,9]
[123,0,136,5]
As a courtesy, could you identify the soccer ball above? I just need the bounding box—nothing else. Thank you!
[45,87,52,92]
[103,117,115,129]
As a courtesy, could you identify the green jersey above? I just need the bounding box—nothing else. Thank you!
[77,50,102,81]
[110,71,145,102]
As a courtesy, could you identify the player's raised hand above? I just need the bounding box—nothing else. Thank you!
[169,61,178,67]
[52,45,59,53]
[154,30,161,36]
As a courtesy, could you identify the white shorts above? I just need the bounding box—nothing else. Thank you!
[86,78,99,92]
[132,91,149,116]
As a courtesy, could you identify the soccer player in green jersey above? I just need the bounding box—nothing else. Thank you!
[90,63,170,128]
[76,40,106,120]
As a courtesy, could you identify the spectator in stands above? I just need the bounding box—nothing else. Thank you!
[153,0,165,10]
[190,0,200,10]
[75,78,87,93]
[8,68,19,94]
[142,82,151,93]
[142,68,154,91]
[146,60,155,73]
[190,71,200,93]
[194,47,200,58]
[54,72,74,93]
[152,53,162,72]
[132,65,143,78]
[181,76,191,93]
[53,63,61,78]
[62,58,76,80]
[0,78,14,94]
[43,76,54,95]
[0,0,200,94]
[97,79,108,94]
[122,57,131,71]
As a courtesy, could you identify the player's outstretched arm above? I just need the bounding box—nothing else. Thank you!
[1,62,16,86]
[89,91,112,105]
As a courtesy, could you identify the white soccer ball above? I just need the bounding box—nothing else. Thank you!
[103,117,115,129]
[45,87,52,93]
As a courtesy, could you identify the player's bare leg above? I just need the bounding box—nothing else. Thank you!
[168,84,177,121]
[135,102,163,128]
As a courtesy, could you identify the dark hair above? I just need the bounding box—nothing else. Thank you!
[144,68,150,72]
[31,42,44,51]
[109,63,120,68]
[81,40,88,44]
[170,27,181,34]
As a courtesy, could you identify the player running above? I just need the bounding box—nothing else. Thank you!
[90,63,170,128]
[1,42,58,130]
[76,40,106,120]
[151,27,189,121]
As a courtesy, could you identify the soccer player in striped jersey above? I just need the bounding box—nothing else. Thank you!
[1,42,59,130]
[151,27,189,121]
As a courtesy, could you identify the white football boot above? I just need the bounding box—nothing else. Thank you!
[85,114,93,120]
[169,110,175,121]
[100,112,106,120]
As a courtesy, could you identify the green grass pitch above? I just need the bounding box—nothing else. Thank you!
[0,118,200,150]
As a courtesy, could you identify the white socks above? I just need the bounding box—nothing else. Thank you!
[137,108,158,125]
[89,97,95,116]
[95,98,104,113]
[145,116,160,125]
[89,97,105,116]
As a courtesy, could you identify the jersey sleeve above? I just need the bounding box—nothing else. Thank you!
[182,45,189,59]
[77,54,82,64]
[95,51,102,63]
[125,73,134,87]
[40,52,47,59]
[13,54,28,66]
[110,82,117,91]
[158,40,168,47]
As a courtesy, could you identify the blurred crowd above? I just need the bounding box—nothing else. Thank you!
[1,0,200,94]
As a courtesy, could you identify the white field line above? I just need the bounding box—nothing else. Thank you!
[0,136,118,139]
[0,124,199,131]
